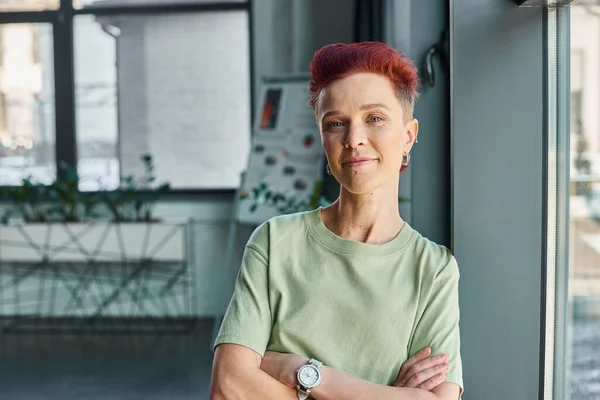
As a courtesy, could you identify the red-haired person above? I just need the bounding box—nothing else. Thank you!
[211,42,463,400]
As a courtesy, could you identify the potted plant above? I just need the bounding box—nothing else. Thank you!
[0,154,185,263]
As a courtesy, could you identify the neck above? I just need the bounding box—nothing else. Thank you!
[322,184,404,244]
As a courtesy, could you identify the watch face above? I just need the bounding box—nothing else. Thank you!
[298,365,320,388]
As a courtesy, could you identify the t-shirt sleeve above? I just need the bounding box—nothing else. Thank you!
[213,225,272,357]
[408,252,464,395]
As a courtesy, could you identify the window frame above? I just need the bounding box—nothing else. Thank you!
[0,0,253,196]
[544,6,572,400]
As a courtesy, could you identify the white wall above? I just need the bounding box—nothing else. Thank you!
[115,11,251,189]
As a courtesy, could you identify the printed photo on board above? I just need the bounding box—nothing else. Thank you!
[260,88,282,130]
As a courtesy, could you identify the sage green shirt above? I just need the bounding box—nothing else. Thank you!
[214,208,463,391]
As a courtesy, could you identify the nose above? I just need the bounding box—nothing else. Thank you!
[343,122,367,149]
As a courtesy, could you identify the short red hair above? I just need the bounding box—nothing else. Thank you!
[308,41,419,119]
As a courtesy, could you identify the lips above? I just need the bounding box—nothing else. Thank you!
[342,158,376,167]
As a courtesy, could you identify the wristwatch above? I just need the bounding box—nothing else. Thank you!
[296,358,323,400]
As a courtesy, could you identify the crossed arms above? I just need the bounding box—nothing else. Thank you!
[210,343,461,400]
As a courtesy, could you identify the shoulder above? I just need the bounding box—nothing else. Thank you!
[410,229,459,279]
[246,210,313,256]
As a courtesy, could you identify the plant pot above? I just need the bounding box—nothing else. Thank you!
[0,221,186,263]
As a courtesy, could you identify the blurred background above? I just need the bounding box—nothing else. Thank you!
[0,0,597,399]
[570,5,600,398]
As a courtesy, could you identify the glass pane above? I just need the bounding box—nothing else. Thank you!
[0,23,55,186]
[73,0,245,10]
[73,11,250,191]
[569,5,600,399]
[0,0,58,12]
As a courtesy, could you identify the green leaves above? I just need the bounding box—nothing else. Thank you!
[100,154,169,222]
[1,154,170,224]
[2,176,53,222]
[243,181,329,215]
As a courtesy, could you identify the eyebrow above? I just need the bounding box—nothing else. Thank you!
[321,103,390,122]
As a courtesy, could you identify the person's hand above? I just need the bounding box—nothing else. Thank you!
[260,351,308,388]
[393,347,450,390]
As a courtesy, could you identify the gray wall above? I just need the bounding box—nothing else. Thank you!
[251,0,355,112]
[451,1,544,399]
[386,0,451,246]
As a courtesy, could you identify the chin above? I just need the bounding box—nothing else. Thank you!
[340,180,380,195]
[340,174,397,196]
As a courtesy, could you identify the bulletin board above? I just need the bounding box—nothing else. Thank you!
[236,81,325,225]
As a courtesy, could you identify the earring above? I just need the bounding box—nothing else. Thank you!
[402,153,411,167]
[415,137,419,144]
[326,164,333,175]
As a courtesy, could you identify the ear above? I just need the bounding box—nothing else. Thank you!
[403,118,419,154]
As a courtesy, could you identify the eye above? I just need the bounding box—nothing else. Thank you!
[325,121,345,129]
[368,115,384,123]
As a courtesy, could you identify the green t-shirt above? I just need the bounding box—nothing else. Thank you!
[214,208,463,391]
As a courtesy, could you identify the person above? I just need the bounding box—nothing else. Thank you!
[210,41,463,400]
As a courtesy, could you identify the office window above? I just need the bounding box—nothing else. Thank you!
[547,5,600,400]
[570,51,582,141]
[568,5,600,399]
[0,1,250,192]
[73,0,245,9]
[0,0,58,12]
[73,11,250,191]
[0,23,55,186]
[73,15,118,191]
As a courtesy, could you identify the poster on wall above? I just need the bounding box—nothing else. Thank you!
[258,88,282,130]
[237,81,325,225]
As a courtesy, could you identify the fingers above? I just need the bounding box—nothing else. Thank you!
[417,372,448,391]
[397,347,431,383]
[397,353,449,388]
[401,360,450,388]
[399,353,448,387]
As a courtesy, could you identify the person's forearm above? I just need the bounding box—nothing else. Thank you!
[211,367,297,400]
[311,365,441,400]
